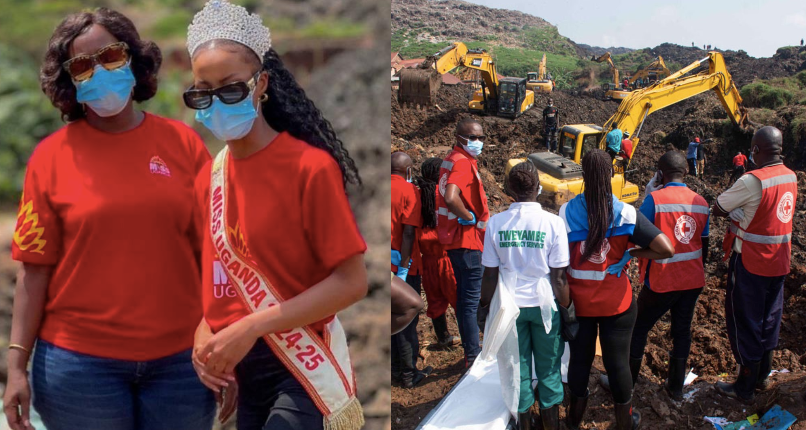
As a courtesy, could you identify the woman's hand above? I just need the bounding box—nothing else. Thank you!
[192,319,234,393]
[3,368,34,430]
[199,316,259,375]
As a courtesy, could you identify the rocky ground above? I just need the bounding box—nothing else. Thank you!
[391,72,806,428]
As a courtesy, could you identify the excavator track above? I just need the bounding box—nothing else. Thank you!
[398,68,442,107]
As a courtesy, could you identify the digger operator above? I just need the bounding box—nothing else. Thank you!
[713,126,798,402]
[543,99,560,153]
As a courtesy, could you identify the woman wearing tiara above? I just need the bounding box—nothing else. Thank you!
[185,1,368,430]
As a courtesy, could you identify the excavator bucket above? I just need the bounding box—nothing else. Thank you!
[398,68,442,107]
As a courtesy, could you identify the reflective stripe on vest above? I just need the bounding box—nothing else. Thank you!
[760,174,797,189]
[729,223,791,244]
[567,267,607,281]
[655,249,702,264]
[437,207,457,220]
[654,204,710,215]
[441,160,454,170]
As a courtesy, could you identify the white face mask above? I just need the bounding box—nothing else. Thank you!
[406,167,413,183]
[460,135,484,157]
[750,146,758,164]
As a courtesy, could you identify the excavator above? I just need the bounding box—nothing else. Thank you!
[526,53,553,94]
[629,56,671,89]
[591,52,630,101]
[505,51,749,208]
[398,42,534,118]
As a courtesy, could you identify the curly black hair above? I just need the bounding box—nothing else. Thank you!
[193,40,361,187]
[417,158,442,229]
[508,161,539,201]
[40,7,162,122]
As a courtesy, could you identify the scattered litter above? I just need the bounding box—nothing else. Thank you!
[770,369,790,375]
[704,416,730,429]
[682,387,700,402]
[750,404,796,430]
[684,369,698,386]
[747,414,759,425]
[719,373,729,378]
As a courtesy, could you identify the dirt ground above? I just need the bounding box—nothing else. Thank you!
[390,79,806,429]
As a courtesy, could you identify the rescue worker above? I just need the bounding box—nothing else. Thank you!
[696,140,706,178]
[543,99,559,152]
[437,118,491,368]
[560,149,674,430]
[417,158,460,348]
[686,137,700,176]
[620,131,634,160]
[622,78,629,89]
[605,128,623,160]
[730,151,748,183]
[478,161,577,430]
[391,151,432,388]
[600,151,710,400]
[713,126,798,401]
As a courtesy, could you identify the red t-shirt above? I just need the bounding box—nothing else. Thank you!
[391,175,421,274]
[195,132,367,334]
[12,113,210,360]
[445,146,487,251]
[733,154,748,167]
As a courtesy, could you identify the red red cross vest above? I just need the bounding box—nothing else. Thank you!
[722,164,797,277]
[435,148,490,246]
[638,186,708,293]
[567,235,633,317]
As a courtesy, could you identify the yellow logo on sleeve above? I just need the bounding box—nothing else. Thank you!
[13,192,47,254]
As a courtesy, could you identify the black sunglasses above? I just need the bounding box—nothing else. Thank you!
[183,71,261,110]
[459,134,487,142]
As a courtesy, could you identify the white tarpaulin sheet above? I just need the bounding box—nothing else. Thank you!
[417,270,570,430]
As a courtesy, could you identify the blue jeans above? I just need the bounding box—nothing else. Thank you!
[447,248,483,364]
[31,339,215,430]
[236,340,324,430]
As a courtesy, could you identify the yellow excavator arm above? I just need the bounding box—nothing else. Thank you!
[592,52,619,84]
[601,51,749,169]
[538,53,547,80]
[430,42,500,99]
[628,56,671,85]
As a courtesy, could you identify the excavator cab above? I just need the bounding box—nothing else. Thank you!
[497,77,532,118]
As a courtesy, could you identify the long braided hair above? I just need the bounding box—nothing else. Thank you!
[194,41,361,187]
[508,161,539,201]
[581,149,615,262]
[417,158,441,229]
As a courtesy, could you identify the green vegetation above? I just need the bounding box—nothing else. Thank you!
[740,71,806,109]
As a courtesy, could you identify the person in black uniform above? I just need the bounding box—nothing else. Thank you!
[543,99,559,153]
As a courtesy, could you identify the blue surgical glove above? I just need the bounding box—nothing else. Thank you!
[606,249,633,278]
[396,266,409,282]
[457,211,477,226]
[391,249,402,267]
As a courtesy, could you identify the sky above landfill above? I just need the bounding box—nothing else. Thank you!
[464,0,805,58]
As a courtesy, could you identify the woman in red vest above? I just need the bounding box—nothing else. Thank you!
[417,158,460,347]
[560,150,673,430]
[185,1,368,429]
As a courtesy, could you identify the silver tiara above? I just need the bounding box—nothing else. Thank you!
[187,0,272,60]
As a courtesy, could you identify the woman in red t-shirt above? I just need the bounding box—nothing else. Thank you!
[4,8,215,430]
[416,158,459,347]
[183,2,368,429]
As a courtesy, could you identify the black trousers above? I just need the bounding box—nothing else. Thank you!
[391,275,422,378]
[630,285,703,361]
[730,165,746,183]
[568,299,637,404]
[236,341,323,430]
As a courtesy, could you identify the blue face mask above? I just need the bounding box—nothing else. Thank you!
[463,139,483,157]
[195,91,258,141]
[75,63,135,117]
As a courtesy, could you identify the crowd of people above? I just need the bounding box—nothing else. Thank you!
[392,118,798,430]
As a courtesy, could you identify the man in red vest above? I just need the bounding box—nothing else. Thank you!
[391,152,432,388]
[605,151,710,400]
[713,126,797,401]
[730,151,748,183]
[436,118,490,367]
